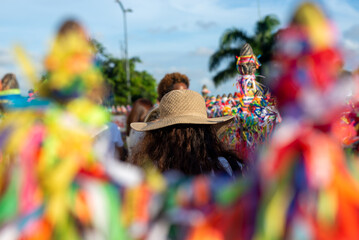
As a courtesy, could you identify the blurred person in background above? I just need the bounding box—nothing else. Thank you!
[0,19,123,239]
[0,73,24,108]
[201,84,210,100]
[91,86,126,163]
[252,3,359,239]
[94,119,126,162]
[157,72,190,102]
[145,72,190,123]
[126,98,153,157]
[1,73,19,90]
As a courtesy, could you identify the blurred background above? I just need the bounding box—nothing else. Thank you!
[1,0,358,102]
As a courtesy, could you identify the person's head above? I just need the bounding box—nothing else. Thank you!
[41,19,103,103]
[1,73,19,90]
[126,98,153,136]
[57,19,87,40]
[157,72,190,101]
[236,43,260,75]
[130,90,242,175]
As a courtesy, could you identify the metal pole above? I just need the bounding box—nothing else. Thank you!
[115,0,131,104]
[123,10,131,104]
[257,0,261,20]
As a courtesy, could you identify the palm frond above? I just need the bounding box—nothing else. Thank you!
[255,15,280,37]
[210,14,280,87]
[209,48,240,72]
[130,56,141,63]
[212,59,237,87]
[220,28,252,49]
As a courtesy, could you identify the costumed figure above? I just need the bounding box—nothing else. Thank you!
[216,43,281,161]
[333,70,359,154]
[252,3,359,239]
[1,3,359,240]
[0,20,138,239]
[183,3,359,240]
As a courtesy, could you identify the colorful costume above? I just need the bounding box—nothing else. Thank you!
[1,3,358,240]
[0,24,125,239]
[207,43,280,161]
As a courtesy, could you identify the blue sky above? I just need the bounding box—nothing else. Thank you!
[1,0,359,96]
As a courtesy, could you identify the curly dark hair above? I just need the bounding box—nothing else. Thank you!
[129,124,244,176]
[157,72,190,101]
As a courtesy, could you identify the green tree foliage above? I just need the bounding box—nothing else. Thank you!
[209,15,280,86]
[92,39,157,105]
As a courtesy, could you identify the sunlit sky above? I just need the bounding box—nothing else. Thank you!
[1,0,359,96]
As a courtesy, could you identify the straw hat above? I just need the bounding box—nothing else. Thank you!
[144,106,160,122]
[131,90,233,131]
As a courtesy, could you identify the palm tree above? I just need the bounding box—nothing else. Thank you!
[209,15,280,86]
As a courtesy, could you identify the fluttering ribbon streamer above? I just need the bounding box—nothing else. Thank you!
[236,54,261,72]
[2,3,359,240]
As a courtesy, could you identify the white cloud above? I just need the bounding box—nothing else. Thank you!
[190,47,214,57]
[0,48,15,67]
[1,0,358,97]
[148,26,179,34]
[196,20,217,30]
[198,77,215,92]
[341,24,359,70]
[343,39,359,51]
[344,24,359,41]
[323,0,359,32]
[168,0,220,15]
[342,39,359,70]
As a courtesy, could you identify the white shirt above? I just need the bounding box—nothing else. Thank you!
[126,129,145,157]
[94,122,124,163]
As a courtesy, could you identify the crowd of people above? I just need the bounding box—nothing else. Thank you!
[0,1,359,240]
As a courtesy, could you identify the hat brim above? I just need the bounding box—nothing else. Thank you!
[131,115,234,132]
[144,106,160,123]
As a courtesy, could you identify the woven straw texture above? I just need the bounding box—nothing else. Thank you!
[131,90,233,131]
[239,43,257,75]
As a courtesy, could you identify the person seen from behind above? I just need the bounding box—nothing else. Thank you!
[130,89,244,177]
[126,98,153,157]
[157,72,190,102]
[146,72,190,123]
